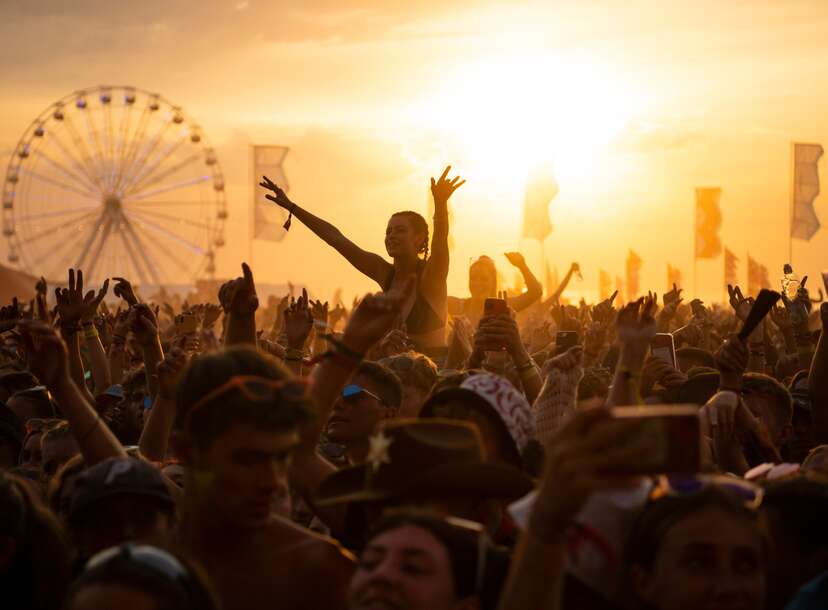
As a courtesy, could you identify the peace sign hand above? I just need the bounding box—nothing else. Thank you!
[430,166,465,204]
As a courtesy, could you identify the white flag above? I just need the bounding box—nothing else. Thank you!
[791,143,823,241]
[253,145,290,242]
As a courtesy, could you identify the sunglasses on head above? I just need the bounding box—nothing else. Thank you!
[649,474,763,509]
[187,375,308,421]
[342,384,384,404]
[86,544,191,585]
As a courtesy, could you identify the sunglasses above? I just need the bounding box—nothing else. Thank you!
[86,544,191,585]
[650,474,763,509]
[24,417,60,435]
[342,384,384,404]
[187,375,308,421]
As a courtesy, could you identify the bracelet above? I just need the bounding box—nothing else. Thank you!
[313,320,329,330]
[285,347,305,360]
[84,326,99,340]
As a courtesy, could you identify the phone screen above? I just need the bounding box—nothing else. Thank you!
[651,333,676,369]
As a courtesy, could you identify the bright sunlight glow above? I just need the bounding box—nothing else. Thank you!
[407,53,642,187]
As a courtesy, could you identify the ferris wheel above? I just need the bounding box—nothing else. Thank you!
[1,86,228,285]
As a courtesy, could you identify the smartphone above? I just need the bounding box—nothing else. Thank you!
[175,313,198,334]
[605,405,701,474]
[651,333,677,369]
[555,331,579,355]
[483,298,508,316]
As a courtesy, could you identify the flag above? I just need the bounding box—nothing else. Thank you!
[626,250,642,300]
[522,167,558,242]
[695,188,722,258]
[667,264,682,291]
[615,275,625,305]
[791,143,823,241]
[747,255,771,297]
[599,269,612,300]
[724,248,738,289]
[252,145,290,241]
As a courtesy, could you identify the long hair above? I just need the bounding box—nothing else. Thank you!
[0,471,72,610]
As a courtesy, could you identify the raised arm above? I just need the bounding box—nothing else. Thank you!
[422,166,464,289]
[20,321,127,466]
[220,263,259,348]
[541,262,580,309]
[291,278,414,533]
[607,296,656,407]
[503,252,542,312]
[260,177,390,285]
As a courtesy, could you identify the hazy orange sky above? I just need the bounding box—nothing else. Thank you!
[3,0,828,303]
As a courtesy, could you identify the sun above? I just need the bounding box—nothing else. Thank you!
[407,52,641,189]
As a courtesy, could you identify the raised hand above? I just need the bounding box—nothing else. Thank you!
[35,276,47,297]
[329,303,347,328]
[284,289,313,349]
[156,347,188,400]
[112,277,139,306]
[616,295,657,372]
[260,175,294,210]
[342,276,416,354]
[715,334,748,391]
[128,303,160,349]
[430,166,465,204]
[202,303,222,329]
[503,252,527,268]
[219,262,259,316]
[55,269,109,327]
[544,345,583,372]
[592,290,618,327]
[18,320,70,389]
[310,299,329,328]
[727,284,753,321]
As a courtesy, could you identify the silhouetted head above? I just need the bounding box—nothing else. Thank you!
[386,212,429,261]
[469,256,497,298]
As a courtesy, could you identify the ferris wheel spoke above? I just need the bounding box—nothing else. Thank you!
[125,152,202,197]
[17,206,98,222]
[113,227,148,285]
[124,212,205,255]
[62,112,104,188]
[127,199,211,207]
[19,167,100,200]
[126,175,210,201]
[124,121,172,193]
[123,134,190,195]
[121,216,162,285]
[103,103,116,190]
[20,210,98,246]
[33,216,97,270]
[83,106,108,189]
[114,103,133,181]
[128,206,214,231]
[74,212,108,271]
[48,130,102,191]
[115,102,152,193]
[132,222,191,274]
[31,148,99,195]
[84,216,114,280]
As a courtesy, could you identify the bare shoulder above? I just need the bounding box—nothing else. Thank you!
[264,515,356,567]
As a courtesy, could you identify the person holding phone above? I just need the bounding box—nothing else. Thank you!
[447,252,543,329]
[260,167,464,355]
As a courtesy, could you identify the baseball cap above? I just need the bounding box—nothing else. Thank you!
[69,458,174,519]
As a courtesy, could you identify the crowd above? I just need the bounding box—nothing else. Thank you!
[1,166,828,610]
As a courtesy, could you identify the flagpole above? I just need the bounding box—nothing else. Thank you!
[789,141,794,265]
[249,144,255,268]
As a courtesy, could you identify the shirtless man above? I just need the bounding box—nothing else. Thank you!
[172,345,355,610]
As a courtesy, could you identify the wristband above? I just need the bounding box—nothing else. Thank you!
[322,333,364,362]
[313,320,329,330]
[84,326,99,340]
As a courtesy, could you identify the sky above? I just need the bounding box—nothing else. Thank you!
[2,0,828,303]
